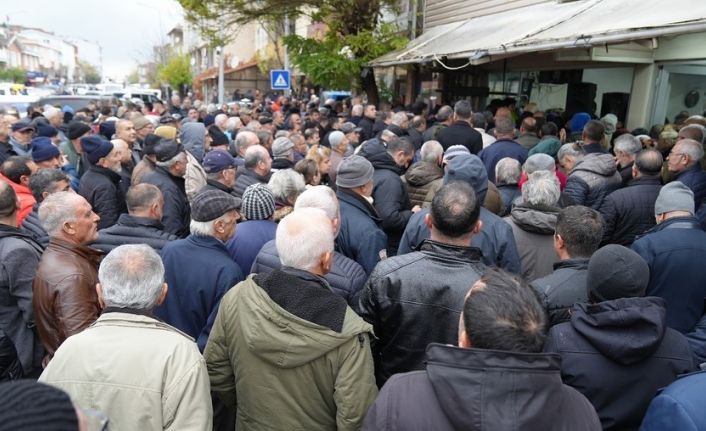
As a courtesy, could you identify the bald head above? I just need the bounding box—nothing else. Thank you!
[678,124,706,144]
[634,149,663,177]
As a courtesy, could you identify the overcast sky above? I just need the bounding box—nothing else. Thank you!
[6,0,183,80]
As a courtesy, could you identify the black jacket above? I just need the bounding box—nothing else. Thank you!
[406,128,423,151]
[91,214,178,253]
[233,167,270,198]
[271,158,295,170]
[78,165,127,229]
[20,204,49,249]
[141,166,190,238]
[544,297,697,431]
[359,240,486,386]
[674,163,706,208]
[335,189,388,275]
[531,258,589,326]
[251,239,367,312]
[359,117,375,142]
[599,176,661,246]
[359,141,412,254]
[437,121,483,154]
[363,343,601,431]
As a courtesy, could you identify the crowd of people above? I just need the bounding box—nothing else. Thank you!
[0,90,705,430]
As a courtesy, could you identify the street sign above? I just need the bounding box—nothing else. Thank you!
[270,69,290,91]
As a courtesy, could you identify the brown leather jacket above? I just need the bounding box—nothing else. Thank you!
[32,238,103,363]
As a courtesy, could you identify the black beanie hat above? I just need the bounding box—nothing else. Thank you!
[587,244,650,303]
[143,134,163,156]
[0,380,79,430]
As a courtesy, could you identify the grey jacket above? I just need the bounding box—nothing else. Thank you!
[505,205,559,281]
[564,153,622,209]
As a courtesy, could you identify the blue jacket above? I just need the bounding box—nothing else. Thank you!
[478,139,528,184]
[640,371,706,431]
[225,220,277,277]
[335,189,388,275]
[250,239,367,311]
[155,235,243,351]
[632,216,706,333]
[398,207,522,274]
[675,164,706,209]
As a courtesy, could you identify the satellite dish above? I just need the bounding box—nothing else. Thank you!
[230,56,240,69]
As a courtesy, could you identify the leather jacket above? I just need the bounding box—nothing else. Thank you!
[32,238,102,363]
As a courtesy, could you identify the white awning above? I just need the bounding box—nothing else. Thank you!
[370,0,706,67]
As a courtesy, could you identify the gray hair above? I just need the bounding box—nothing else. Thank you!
[381,129,397,141]
[272,137,294,158]
[155,151,186,169]
[293,185,339,220]
[190,219,216,236]
[276,207,334,271]
[523,154,556,174]
[98,244,164,310]
[436,105,453,122]
[495,158,522,185]
[351,104,364,116]
[522,170,560,207]
[245,120,261,131]
[244,145,268,169]
[613,134,642,155]
[226,116,242,132]
[268,169,306,203]
[235,130,257,154]
[678,138,705,162]
[43,106,61,120]
[214,113,228,128]
[420,140,443,163]
[39,191,82,236]
[391,112,408,127]
[680,124,706,144]
[274,130,289,139]
[557,143,583,162]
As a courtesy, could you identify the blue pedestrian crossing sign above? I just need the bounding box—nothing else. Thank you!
[270,69,290,90]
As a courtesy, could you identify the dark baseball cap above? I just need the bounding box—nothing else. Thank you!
[11,118,35,132]
[153,139,184,162]
[203,149,241,173]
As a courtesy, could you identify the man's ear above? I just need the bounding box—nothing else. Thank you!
[471,220,483,235]
[320,251,333,274]
[554,233,565,250]
[424,213,433,230]
[95,283,106,310]
[156,283,168,306]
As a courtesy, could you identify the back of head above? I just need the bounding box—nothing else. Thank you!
[540,122,558,138]
[276,207,333,271]
[613,134,642,155]
[555,206,603,258]
[420,140,443,163]
[634,149,663,176]
[391,111,407,127]
[679,124,706,144]
[436,105,453,122]
[587,244,649,303]
[430,182,480,238]
[293,185,338,220]
[557,143,583,161]
[583,120,605,143]
[386,137,414,156]
[522,170,560,207]
[126,183,162,213]
[523,153,556,175]
[0,181,17,219]
[28,168,69,202]
[244,144,267,169]
[463,268,547,353]
[99,244,165,310]
[494,116,515,136]
[1,156,32,184]
[268,169,305,203]
[453,100,472,120]
[471,112,487,129]
[521,117,537,133]
[495,157,521,185]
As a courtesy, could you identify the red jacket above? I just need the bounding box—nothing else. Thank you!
[0,173,35,225]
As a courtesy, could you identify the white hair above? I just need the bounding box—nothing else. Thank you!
[381,129,397,141]
[522,170,560,207]
[39,191,81,236]
[245,120,261,131]
[268,169,306,203]
[293,185,339,220]
[613,134,642,155]
[680,124,706,144]
[391,112,408,126]
[351,104,363,116]
[215,113,228,128]
[678,138,705,162]
[43,106,61,120]
[420,140,443,163]
[189,219,216,236]
[206,103,218,114]
[226,116,242,132]
[523,154,556,175]
[495,158,522,185]
[557,143,583,161]
[99,244,164,310]
[276,208,333,271]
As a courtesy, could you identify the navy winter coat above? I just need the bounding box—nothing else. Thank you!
[599,176,661,246]
[225,220,277,277]
[478,139,528,184]
[641,371,706,431]
[674,163,706,209]
[335,189,388,275]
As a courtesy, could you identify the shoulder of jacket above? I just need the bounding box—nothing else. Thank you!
[370,252,426,279]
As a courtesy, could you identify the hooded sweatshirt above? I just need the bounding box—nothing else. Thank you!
[204,270,378,431]
[179,122,206,163]
[505,204,559,280]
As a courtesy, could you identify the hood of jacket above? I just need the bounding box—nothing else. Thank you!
[571,153,618,177]
[509,205,558,234]
[425,343,570,430]
[570,296,668,365]
[405,161,443,187]
[179,122,205,163]
[239,276,371,368]
[358,140,403,174]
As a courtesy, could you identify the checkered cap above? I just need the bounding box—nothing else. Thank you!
[191,189,242,222]
[242,183,275,220]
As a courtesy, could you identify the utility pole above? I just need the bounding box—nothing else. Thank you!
[283,15,290,97]
[217,45,225,105]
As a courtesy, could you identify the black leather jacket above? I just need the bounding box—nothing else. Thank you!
[359,239,486,386]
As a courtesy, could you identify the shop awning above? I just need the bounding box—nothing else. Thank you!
[370,0,706,67]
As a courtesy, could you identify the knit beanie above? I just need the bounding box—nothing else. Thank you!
[242,183,275,220]
[587,244,650,302]
[154,126,178,140]
[99,121,116,141]
[67,121,90,140]
[444,145,470,161]
[36,123,59,138]
[443,153,489,202]
[336,155,374,189]
[81,135,114,164]
[0,380,79,431]
[142,134,162,156]
[654,181,695,215]
[208,126,229,147]
[31,137,60,162]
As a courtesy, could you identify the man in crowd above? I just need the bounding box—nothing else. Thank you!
[423,105,453,142]
[360,182,486,386]
[471,112,496,149]
[666,138,706,210]
[271,137,295,170]
[141,140,191,238]
[599,149,663,246]
[632,182,706,334]
[495,158,522,215]
[613,134,642,186]
[0,156,36,225]
[22,169,71,248]
[0,182,44,377]
[359,104,377,142]
[516,116,540,150]
[115,119,137,162]
[335,155,388,275]
[479,116,528,184]
[328,131,348,185]
[438,100,482,154]
[78,135,127,229]
[33,192,102,363]
[529,122,562,158]
[233,145,272,198]
[545,244,696,430]
[531,205,604,326]
[156,189,243,351]
[403,140,444,208]
[202,149,240,196]
[40,244,212,430]
[8,118,34,157]
[232,130,259,162]
[31,137,63,170]
[60,121,91,178]
[91,184,177,253]
[205,208,377,430]
[251,186,367,311]
[363,268,601,430]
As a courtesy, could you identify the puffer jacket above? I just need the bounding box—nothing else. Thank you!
[359,240,486,386]
[0,173,34,226]
[544,297,697,431]
[32,238,102,362]
[599,176,661,246]
[531,258,589,326]
[91,213,177,253]
[505,205,559,281]
[78,165,127,229]
[20,204,49,249]
[335,189,388,275]
[204,271,378,431]
[402,161,443,208]
[141,166,191,238]
[564,152,622,209]
[363,344,601,431]
[251,239,367,312]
